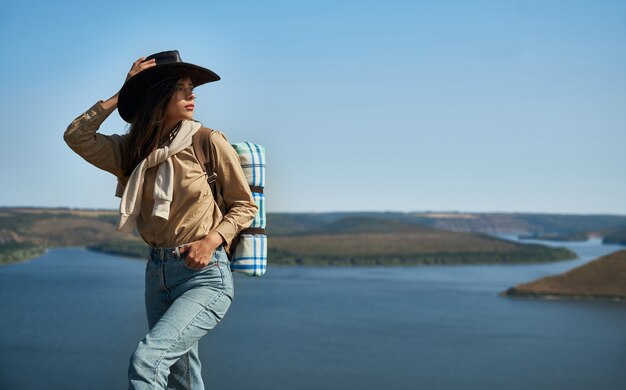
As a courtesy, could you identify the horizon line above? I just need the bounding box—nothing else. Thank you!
[2,205,626,217]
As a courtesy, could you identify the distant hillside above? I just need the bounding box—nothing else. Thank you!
[0,207,135,246]
[267,212,411,236]
[425,213,626,236]
[290,216,431,235]
[0,208,580,266]
[518,232,589,242]
[501,250,626,302]
[602,227,626,245]
[0,208,140,264]
[268,216,575,266]
[268,211,626,238]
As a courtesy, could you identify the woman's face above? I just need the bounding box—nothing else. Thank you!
[165,77,195,123]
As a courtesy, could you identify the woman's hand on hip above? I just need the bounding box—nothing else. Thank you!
[178,232,224,270]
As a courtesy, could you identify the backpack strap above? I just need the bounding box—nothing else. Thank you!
[192,127,219,200]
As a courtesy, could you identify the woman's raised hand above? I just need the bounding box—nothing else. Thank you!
[125,56,157,82]
[102,57,158,111]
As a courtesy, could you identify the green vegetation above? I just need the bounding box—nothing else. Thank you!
[0,242,45,264]
[603,227,626,245]
[269,247,575,266]
[3,207,626,266]
[518,232,589,242]
[502,249,626,301]
[88,240,149,259]
[0,207,140,264]
[268,211,626,239]
[514,213,626,235]
[267,217,576,266]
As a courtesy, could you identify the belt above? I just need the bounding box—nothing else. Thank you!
[149,244,227,263]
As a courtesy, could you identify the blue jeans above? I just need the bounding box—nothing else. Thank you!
[128,245,234,389]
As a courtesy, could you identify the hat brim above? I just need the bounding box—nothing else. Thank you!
[118,62,220,123]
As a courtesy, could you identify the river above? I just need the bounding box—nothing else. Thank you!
[0,237,624,389]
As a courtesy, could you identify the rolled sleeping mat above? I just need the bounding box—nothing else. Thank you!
[230,234,267,277]
[230,142,267,276]
[232,142,265,188]
[250,191,265,229]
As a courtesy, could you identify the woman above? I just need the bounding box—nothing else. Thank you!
[64,50,258,389]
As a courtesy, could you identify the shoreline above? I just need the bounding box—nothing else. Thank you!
[500,289,626,303]
[0,246,47,266]
[0,245,580,267]
[500,249,626,303]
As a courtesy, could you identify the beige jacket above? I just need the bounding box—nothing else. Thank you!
[64,101,258,249]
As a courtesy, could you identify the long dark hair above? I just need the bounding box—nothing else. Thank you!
[122,78,179,177]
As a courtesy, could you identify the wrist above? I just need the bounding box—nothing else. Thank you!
[205,231,224,247]
[101,93,118,111]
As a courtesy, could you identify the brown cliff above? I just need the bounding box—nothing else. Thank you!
[502,249,626,302]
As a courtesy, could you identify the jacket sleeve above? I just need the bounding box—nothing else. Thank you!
[63,101,126,178]
[210,131,259,247]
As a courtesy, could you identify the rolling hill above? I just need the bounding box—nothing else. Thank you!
[2,207,615,266]
[502,250,626,302]
[267,216,575,265]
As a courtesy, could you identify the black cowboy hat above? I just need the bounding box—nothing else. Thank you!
[117,50,220,123]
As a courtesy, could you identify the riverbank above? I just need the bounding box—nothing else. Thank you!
[501,249,626,302]
[501,291,625,303]
[0,242,45,265]
[2,244,624,389]
[8,207,626,267]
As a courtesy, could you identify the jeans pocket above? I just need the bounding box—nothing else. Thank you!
[181,251,218,272]
[219,262,233,295]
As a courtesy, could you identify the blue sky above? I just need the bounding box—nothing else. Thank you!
[0,0,624,214]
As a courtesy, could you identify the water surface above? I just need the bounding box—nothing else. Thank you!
[0,238,624,389]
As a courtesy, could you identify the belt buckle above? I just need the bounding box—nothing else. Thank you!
[151,247,166,260]
[172,246,181,259]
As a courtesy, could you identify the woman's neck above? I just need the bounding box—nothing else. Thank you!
[163,119,182,134]
[160,120,182,145]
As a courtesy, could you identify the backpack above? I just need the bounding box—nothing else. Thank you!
[192,127,267,277]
